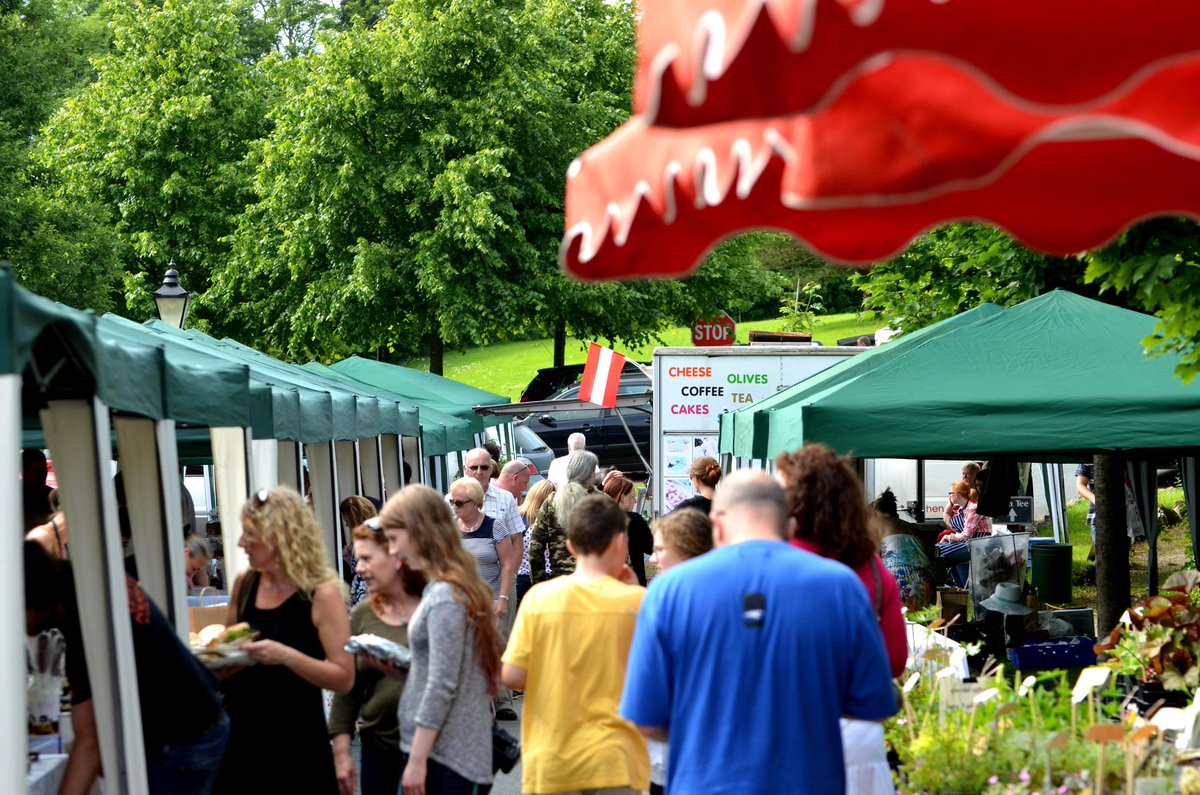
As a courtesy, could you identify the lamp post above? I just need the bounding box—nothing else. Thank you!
[152,259,191,329]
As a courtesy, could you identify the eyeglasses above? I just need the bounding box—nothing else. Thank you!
[448,498,474,508]
[464,464,490,473]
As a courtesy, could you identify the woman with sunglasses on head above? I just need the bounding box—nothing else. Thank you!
[214,487,355,795]
[378,485,503,795]
[330,519,426,795]
[602,475,653,586]
[446,477,512,616]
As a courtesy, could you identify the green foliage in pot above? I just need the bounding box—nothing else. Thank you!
[1096,588,1200,692]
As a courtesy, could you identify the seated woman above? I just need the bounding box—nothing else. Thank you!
[872,489,935,610]
[935,480,993,588]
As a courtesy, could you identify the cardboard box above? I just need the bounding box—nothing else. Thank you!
[938,588,970,625]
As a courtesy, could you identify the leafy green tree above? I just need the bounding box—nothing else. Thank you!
[756,233,866,314]
[0,0,119,308]
[1083,218,1200,382]
[36,0,270,321]
[851,223,1100,333]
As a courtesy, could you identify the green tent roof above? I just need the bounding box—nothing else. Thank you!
[327,356,509,432]
[724,291,1200,461]
[720,303,1003,459]
[301,361,471,455]
[0,264,252,427]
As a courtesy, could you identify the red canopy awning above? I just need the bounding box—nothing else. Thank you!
[635,0,1200,125]
[563,0,1200,281]
[563,56,1200,280]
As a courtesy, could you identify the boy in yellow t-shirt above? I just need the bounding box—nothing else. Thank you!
[501,494,649,795]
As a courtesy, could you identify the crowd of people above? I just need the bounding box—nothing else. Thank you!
[26,438,914,795]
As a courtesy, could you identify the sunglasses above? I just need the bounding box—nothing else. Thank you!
[464,464,491,472]
[364,517,383,532]
[254,488,270,505]
[448,498,474,508]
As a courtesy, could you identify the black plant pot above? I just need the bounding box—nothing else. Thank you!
[1120,675,1191,713]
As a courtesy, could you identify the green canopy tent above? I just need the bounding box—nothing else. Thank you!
[728,292,1200,461]
[302,361,473,456]
[719,303,1005,461]
[327,355,509,432]
[719,290,1200,596]
[0,264,263,794]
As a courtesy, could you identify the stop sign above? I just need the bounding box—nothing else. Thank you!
[691,311,736,346]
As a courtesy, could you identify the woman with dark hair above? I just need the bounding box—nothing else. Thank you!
[330,520,426,795]
[341,495,379,607]
[602,475,653,586]
[873,488,935,610]
[671,456,721,515]
[378,485,502,795]
[775,445,904,795]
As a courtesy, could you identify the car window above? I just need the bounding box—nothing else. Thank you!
[544,386,605,421]
[514,425,550,452]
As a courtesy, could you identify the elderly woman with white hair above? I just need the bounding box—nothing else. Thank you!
[527,450,598,583]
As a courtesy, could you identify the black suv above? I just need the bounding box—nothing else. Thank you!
[516,374,652,479]
[519,361,649,402]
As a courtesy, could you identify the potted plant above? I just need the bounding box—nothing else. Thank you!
[1095,588,1200,710]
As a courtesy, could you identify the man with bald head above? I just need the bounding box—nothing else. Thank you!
[497,459,531,505]
[620,469,896,795]
[463,446,523,721]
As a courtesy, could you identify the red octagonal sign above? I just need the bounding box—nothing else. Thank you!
[692,311,736,347]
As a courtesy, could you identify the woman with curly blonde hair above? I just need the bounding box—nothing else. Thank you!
[214,486,354,795]
[379,484,501,795]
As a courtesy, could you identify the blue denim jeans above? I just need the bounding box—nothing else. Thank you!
[361,739,402,795]
[146,716,230,795]
[400,753,492,795]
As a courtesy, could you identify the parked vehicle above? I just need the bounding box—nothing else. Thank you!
[519,361,648,402]
[511,424,554,476]
[517,374,652,479]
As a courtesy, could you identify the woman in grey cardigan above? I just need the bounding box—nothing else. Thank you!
[378,485,502,795]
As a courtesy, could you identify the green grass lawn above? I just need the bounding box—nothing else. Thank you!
[1056,487,1192,609]
[422,313,878,400]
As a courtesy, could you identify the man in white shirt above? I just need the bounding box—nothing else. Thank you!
[464,446,523,721]
[547,432,587,488]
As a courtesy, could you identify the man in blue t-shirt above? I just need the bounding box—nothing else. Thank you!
[620,470,897,795]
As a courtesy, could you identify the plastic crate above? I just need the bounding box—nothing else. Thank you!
[1007,636,1097,671]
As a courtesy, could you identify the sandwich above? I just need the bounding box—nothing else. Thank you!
[206,622,258,648]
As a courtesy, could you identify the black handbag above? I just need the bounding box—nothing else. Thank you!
[492,724,520,774]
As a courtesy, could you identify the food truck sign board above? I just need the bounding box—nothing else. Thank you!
[651,346,858,514]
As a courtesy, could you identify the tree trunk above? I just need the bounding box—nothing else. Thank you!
[553,321,566,368]
[1095,453,1131,637]
[428,332,444,376]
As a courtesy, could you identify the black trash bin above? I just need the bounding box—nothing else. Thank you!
[1031,542,1073,604]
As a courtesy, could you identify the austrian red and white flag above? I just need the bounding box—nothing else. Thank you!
[580,343,625,408]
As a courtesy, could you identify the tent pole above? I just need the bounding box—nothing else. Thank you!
[1183,455,1200,569]
[43,399,149,794]
[1128,459,1158,595]
[1095,453,1131,637]
[914,458,926,523]
[309,441,342,575]
[211,426,254,587]
[113,416,188,642]
[0,376,24,794]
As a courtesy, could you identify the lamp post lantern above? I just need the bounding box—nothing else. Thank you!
[152,259,191,329]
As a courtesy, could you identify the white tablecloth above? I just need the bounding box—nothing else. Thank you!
[27,753,67,795]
